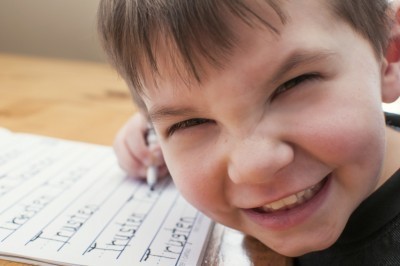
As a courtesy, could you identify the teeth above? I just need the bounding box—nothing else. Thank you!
[283,194,298,206]
[259,180,324,213]
[296,190,305,198]
[269,200,286,211]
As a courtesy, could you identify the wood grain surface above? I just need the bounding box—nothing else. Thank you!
[0,53,291,266]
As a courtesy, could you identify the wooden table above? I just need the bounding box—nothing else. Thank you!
[0,53,291,266]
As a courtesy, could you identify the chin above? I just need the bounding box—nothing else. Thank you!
[270,244,330,258]
[257,234,338,258]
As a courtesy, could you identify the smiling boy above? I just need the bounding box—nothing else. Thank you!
[98,0,400,264]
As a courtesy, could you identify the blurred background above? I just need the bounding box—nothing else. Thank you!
[0,0,399,114]
[0,0,135,144]
[0,0,104,62]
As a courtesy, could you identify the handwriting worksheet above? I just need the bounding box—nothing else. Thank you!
[0,128,213,266]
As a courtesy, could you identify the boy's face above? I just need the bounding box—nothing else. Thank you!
[143,0,391,256]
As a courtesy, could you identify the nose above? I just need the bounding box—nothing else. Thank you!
[227,135,293,185]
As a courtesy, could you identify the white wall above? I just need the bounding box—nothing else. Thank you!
[0,0,105,62]
[384,100,400,114]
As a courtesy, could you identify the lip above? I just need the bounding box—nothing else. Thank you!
[242,174,332,231]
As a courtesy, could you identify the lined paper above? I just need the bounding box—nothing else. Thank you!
[0,130,213,266]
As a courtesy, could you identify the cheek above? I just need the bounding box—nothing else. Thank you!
[285,77,385,166]
[296,102,386,183]
[337,113,382,158]
[162,145,227,216]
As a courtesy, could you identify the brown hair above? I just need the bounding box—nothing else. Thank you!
[98,0,392,108]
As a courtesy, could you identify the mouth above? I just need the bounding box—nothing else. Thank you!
[252,176,329,214]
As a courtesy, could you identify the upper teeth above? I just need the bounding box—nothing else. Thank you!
[259,181,324,212]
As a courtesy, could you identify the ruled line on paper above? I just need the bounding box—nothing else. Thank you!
[0,148,110,242]
[24,164,126,251]
[0,130,213,266]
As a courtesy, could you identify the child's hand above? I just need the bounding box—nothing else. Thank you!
[113,113,168,179]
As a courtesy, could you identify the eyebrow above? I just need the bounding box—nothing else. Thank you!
[148,50,338,123]
[270,49,338,84]
[148,106,198,124]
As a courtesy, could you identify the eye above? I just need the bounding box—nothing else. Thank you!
[270,73,321,101]
[167,118,213,136]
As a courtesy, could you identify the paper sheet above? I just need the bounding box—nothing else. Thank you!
[0,131,213,266]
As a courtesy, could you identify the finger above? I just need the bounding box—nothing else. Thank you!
[157,164,169,178]
[149,145,164,166]
[114,137,147,177]
[124,113,153,165]
[113,121,147,178]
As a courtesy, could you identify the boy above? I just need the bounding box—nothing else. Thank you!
[98,0,400,264]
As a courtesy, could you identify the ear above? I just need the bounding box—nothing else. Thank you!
[382,2,400,103]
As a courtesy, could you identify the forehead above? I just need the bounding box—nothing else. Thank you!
[140,0,334,95]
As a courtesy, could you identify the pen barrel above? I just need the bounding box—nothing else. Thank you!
[146,127,158,148]
[147,166,158,187]
[146,125,159,189]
